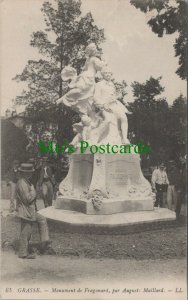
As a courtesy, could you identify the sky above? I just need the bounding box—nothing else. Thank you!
[0,0,186,115]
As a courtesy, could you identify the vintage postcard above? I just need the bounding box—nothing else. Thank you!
[0,0,187,299]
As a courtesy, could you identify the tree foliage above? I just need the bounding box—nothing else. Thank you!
[167,94,187,161]
[1,120,28,175]
[128,77,186,166]
[13,0,105,143]
[130,0,187,79]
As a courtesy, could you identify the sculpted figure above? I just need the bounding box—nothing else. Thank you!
[57,43,104,115]
[71,115,92,148]
[71,114,103,147]
[93,67,132,144]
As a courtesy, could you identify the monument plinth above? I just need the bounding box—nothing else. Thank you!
[55,152,154,215]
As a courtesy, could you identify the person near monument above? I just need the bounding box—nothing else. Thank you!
[167,161,183,219]
[179,155,187,217]
[16,163,52,259]
[93,66,132,144]
[167,161,180,211]
[6,160,20,213]
[37,157,55,207]
[151,163,169,207]
[56,43,105,115]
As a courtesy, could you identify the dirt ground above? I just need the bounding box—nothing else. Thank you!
[1,250,186,285]
[1,211,187,260]
[1,207,187,300]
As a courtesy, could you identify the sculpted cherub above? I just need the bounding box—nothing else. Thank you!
[71,112,103,147]
[56,43,105,115]
[71,115,94,148]
[93,66,132,144]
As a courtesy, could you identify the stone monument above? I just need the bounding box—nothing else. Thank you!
[39,43,175,227]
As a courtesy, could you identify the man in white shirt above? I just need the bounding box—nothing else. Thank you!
[151,163,169,207]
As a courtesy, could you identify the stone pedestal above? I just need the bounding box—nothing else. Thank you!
[39,206,176,232]
[39,153,176,229]
[55,153,154,215]
[55,196,153,215]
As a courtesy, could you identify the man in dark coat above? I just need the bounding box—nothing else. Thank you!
[37,158,55,207]
[167,160,185,220]
[16,163,52,259]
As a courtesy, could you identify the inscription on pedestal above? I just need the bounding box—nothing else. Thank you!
[106,155,142,194]
[109,172,128,185]
[73,155,93,191]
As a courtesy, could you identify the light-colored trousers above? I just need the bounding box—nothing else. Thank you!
[19,213,49,257]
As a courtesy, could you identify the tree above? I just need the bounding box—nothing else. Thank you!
[13,0,105,146]
[130,0,187,79]
[167,94,187,163]
[128,76,170,165]
[128,77,187,166]
[1,120,28,176]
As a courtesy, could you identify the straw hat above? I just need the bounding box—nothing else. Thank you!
[18,163,35,172]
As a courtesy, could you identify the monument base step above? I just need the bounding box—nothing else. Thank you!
[55,196,153,214]
[38,207,176,233]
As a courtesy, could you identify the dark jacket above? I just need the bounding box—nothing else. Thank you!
[30,167,40,188]
[168,167,182,190]
[38,165,55,186]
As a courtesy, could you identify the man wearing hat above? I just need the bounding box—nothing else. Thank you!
[151,163,169,207]
[6,160,20,213]
[16,163,52,259]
